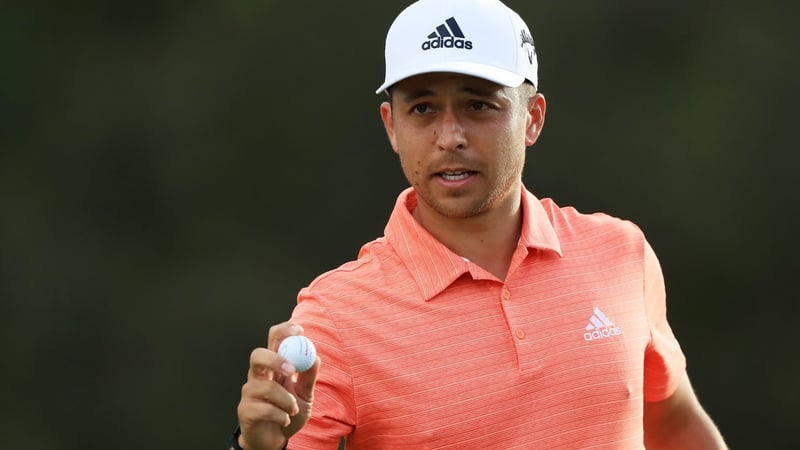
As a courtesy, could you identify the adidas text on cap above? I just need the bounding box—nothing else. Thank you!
[376,0,538,94]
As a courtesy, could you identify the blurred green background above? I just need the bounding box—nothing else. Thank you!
[1,0,797,448]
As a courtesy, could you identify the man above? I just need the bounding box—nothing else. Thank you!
[233,0,727,448]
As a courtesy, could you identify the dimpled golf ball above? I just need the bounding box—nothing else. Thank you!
[278,335,316,372]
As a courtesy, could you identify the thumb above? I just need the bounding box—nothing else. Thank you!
[293,357,321,403]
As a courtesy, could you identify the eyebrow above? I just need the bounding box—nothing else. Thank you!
[401,89,435,103]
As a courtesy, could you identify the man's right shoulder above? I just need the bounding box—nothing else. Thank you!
[302,236,406,300]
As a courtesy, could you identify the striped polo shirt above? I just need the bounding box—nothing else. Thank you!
[288,187,685,449]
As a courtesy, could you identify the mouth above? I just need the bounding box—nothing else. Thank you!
[437,170,475,181]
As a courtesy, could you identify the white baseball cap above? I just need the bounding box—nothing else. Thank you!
[376,0,538,94]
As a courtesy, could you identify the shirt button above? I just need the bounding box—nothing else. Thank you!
[501,288,511,300]
[515,329,526,340]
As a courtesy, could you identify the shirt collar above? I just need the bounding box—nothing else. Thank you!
[384,187,562,302]
[519,185,563,257]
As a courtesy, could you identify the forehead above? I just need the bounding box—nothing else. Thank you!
[390,72,509,100]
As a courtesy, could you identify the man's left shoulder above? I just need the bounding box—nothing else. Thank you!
[539,197,644,239]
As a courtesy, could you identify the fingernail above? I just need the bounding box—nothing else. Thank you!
[284,416,292,427]
[281,362,296,376]
[288,324,303,335]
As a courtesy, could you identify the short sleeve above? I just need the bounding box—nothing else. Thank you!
[286,289,355,449]
[642,239,687,402]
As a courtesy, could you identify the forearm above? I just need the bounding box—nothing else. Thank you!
[643,373,727,449]
[644,404,726,449]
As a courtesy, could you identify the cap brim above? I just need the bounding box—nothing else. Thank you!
[375,61,526,94]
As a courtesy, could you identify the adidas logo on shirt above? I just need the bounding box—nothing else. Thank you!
[421,17,473,50]
[583,307,622,342]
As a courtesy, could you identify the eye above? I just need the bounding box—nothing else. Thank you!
[411,104,433,114]
[468,101,490,111]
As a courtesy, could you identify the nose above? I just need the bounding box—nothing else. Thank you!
[435,109,467,152]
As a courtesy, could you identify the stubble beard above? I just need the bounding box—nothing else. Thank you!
[401,144,525,221]
[411,167,520,221]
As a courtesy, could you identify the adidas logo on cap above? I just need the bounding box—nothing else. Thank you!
[421,17,473,51]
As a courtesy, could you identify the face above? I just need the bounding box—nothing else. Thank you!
[380,72,545,222]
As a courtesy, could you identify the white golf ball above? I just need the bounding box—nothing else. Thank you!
[278,335,316,372]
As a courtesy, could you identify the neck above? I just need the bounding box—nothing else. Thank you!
[413,191,523,281]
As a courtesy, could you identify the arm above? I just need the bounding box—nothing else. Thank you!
[236,322,321,450]
[643,371,727,449]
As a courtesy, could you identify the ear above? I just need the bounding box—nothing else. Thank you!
[525,93,546,147]
[380,102,400,154]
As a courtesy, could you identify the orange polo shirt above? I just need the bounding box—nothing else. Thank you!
[288,187,685,449]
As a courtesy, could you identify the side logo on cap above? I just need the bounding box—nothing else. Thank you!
[421,17,473,51]
[520,29,535,64]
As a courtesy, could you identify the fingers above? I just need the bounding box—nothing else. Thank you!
[239,376,299,427]
[250,320,307,379]
[264,321,320,403]
[240,344,303,437]
[248,347,295,381]
[267,321,304,351]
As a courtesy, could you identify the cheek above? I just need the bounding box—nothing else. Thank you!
[395,131,427,174]
[397,150,424,186]
[496,128,527,174]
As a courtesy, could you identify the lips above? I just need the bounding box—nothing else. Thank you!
[439,171,473,181]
